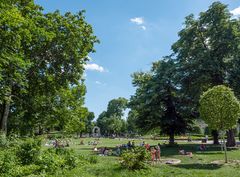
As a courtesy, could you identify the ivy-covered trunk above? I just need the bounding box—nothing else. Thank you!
[226,129,236,147]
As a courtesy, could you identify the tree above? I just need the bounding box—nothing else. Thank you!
[0,0,98,135]
[96,97,128,136]
[106,97,128,118]
[129,58,192,144]
[172,2,239,145]
[199,85,240,163]
[84,112,95,134]
[127,110,139,134]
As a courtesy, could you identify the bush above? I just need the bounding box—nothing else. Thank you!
[0,137,84,176]
[55,148,78,168]
[37,149,65,174]
[16,138,42,165]
[0,149,18,175]
[37,148,80,174]
[120,146,150,170]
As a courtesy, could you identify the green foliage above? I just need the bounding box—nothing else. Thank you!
[129,58,192,143]
[199,85,240,130]
[87,155,99,164]
[0,137,87,176]
[127,110,139,134]
[120,147,150,170]
[0,149,18,175]
[0,0,98,134]
[190,125,202,134]
[204,127,211,135]
[37,148,74,174]
[97,97,128,135]
[16,138,42,165]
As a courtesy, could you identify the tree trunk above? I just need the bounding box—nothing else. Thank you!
[223,137,228,163]
[212,130,219,144]
[226,129,236,147]
[0,100,10,134]
[169,131,175,144]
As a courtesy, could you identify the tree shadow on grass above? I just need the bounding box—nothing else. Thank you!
[161,143,237,157]
[195,152,223,155]
[172,163,223,170]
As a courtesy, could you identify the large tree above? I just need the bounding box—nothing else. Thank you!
[200,85,240,163]
[0,0,98,135]
[172,2,240,145]
[129,58,192,144]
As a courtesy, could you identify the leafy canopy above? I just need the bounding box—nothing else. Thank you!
[199,85,240,130]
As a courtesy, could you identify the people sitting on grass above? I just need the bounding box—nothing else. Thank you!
[199,143,206,151]
[98,147,110,156]
[140,141,145,147]
[127,141,132,148]
[132,140,135,148]
[88,140,99,146]
[93,146,98,152]
[53,139,70,148]
[115,146,121,156]
[80,139,84,145]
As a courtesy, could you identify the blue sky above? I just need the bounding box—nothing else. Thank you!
[35,0,240,119]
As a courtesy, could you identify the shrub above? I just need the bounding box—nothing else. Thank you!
[37,149,65,174]
[0,149,18,175]
[55,148,78,168]
[16,138,42,165]
[120,146,150,170]
[37,148,80,174]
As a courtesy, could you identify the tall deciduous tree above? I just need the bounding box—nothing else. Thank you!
[129,58,192,144]
[0,0,98,134]
[172,2,239,145]
[200,85,240,163]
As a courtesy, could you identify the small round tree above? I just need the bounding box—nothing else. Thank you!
[199,85,240,163]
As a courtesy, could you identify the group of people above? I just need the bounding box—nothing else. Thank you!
[97,147,113,156]
[150,143,161,164]
[45,139,70,148]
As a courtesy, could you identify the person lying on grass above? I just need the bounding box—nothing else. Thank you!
[179,149,193,158]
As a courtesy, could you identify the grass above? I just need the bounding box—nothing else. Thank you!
[47,137,240,177]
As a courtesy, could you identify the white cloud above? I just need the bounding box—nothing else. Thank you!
[84,63,106,72]
[95,81,106,86]
[230,7,240,18]
[141,25,146,30]
[130,17,147,30]
[130,17,144,25]
[95,81,102,84]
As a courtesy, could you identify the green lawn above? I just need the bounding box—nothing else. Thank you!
[49,138,240,177]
